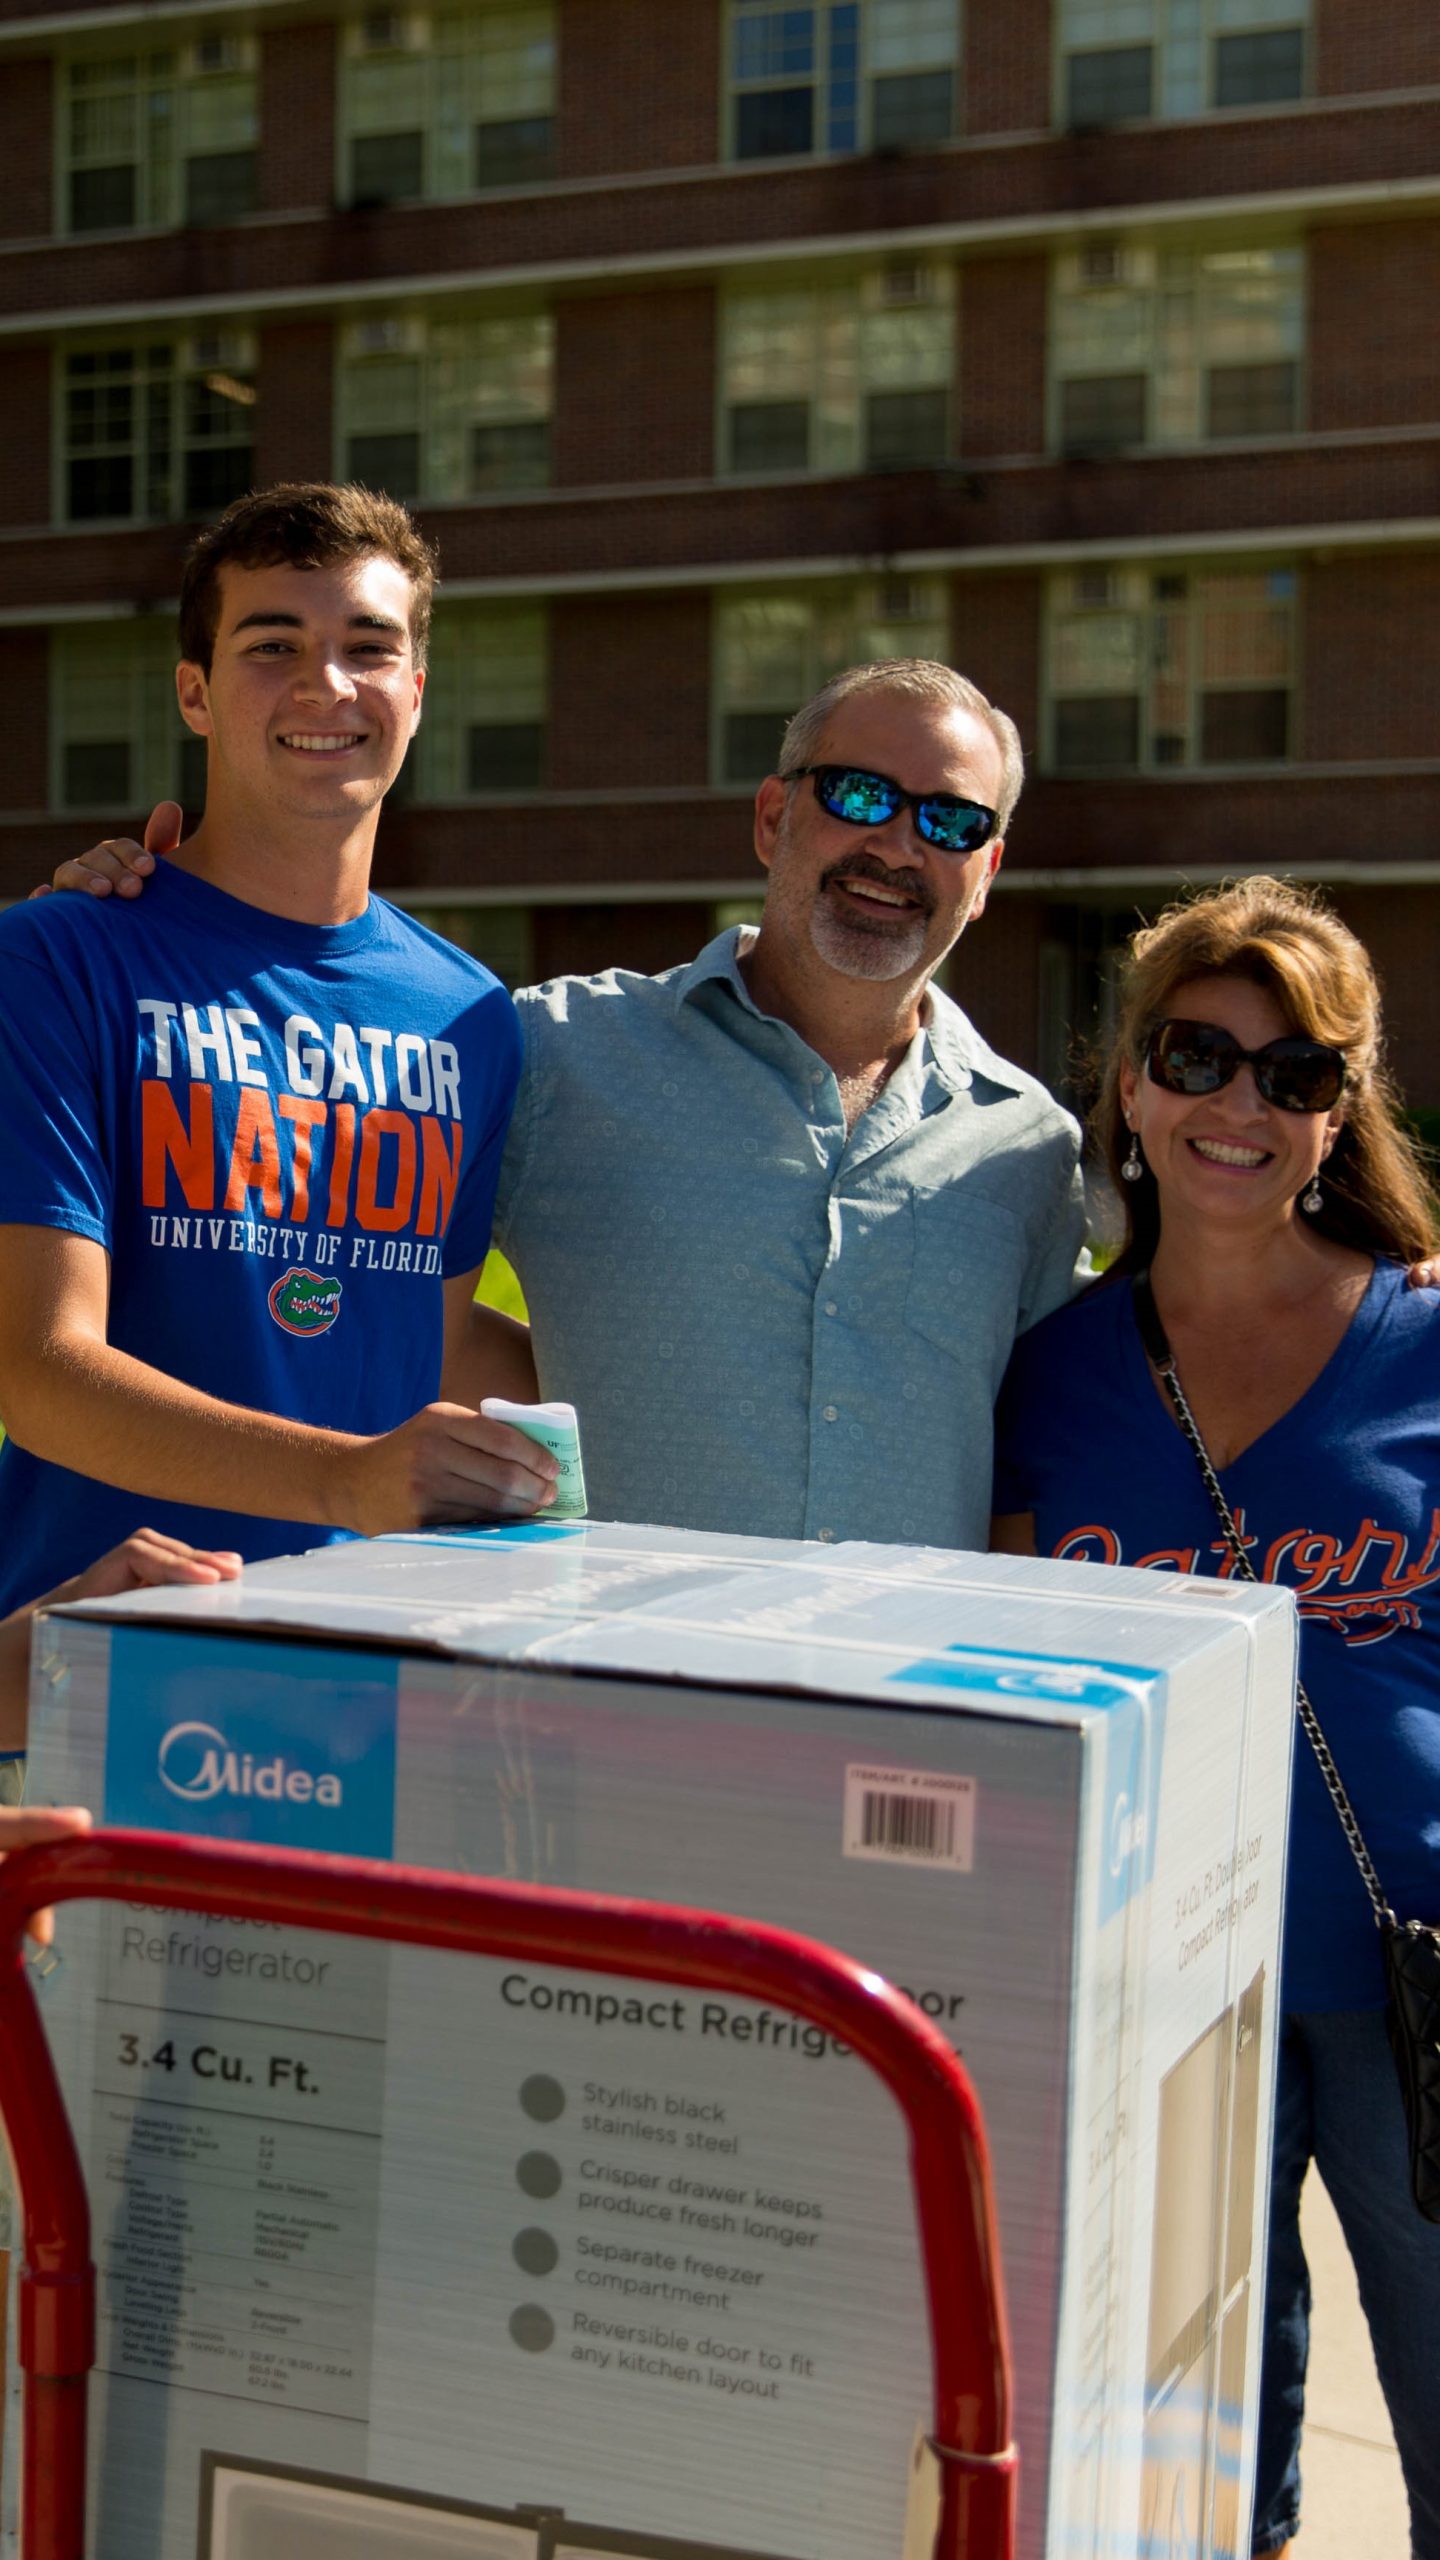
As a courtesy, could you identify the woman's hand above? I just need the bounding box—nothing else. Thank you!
[0,1804,92,1947]
[0,1531,242,1753]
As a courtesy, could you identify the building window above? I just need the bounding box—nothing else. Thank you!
[722,264,951,477]
[1059,0,1306,124]
[339,7,555,207]
[61,43,258,235]
[1052,241,1302,452]
[1046,564,1296,772]
[728,1,957,161]
[403,904,535,985]
[53,622,193,811]
[714,578,948,781]
[412,603,547,799]
[339,310,551,501]
[62,334,257,524]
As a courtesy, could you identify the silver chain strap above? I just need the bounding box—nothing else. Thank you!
[1133,1276,1396,1930]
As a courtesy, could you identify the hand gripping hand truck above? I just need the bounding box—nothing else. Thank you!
[0,1828,1017,2560]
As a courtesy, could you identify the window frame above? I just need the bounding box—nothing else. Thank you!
[56,39,259,239]
[50,617,196,815]
[716,259,955,483]
[1053,0,1309,128]
[336,4,557,211]
[334,305,554,505]
[56,331,258,530]
[1042,557,1301,777]
[1047,235,1306,458]
[408,598,549,803]
[710,575,952,784]
[723,1,961,165]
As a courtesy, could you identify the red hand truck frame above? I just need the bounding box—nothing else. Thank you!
[0,1827,1016,2560]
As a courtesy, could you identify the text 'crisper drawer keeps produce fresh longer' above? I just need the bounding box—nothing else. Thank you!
[15,1523,1295,2560]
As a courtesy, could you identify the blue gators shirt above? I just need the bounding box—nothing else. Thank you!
[994,1261,1440,2011]
[0,862,521,1607]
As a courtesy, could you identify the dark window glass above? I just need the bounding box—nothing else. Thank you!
[729,400,811,473]
[864,387,948,470]
[1199,688,1289,762]
[470,420,550,490]
[68,455,134,518]
[387,743,417,804]
[735,86,813,157]
[870,69,952,148]
[1052,696,1141,770]
[178,731,208,818]
[723,709,785,782]
[1213,28,1304,105]
[1060,373,1148,453]
[64,741,131,806]
[467,722,545,790]
[348,431,423,500]
[1153,731,1187,765]
[349,130,424,205]
[69,164,137,231]
[183,440,253,514]
[183,148,257,226]
[1066,45,1153,125]
[1205,359,1299,438]
[474,113,554,186]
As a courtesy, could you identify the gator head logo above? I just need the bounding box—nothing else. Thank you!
[269,1270,342,1337]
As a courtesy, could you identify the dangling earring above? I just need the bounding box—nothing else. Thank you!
[1301,1173,1323,1215]
[1121,1130,1143,1184]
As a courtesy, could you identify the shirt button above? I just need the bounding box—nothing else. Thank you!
[822,1405,838,1423]
[824,1301,838,1317]
[817,1527,835,1543]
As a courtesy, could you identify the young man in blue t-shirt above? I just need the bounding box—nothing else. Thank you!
[0,484,552,1612]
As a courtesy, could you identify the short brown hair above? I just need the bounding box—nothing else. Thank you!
[178,482,439,673]
[1098,875,1440,1268]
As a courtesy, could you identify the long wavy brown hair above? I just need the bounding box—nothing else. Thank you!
[1096,875,1440,1273]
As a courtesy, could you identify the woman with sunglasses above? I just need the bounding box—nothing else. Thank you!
[991,875,1440,2560]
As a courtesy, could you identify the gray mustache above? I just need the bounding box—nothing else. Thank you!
[819,855,935,920]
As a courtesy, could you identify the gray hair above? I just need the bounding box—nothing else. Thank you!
[777,658,1025,837]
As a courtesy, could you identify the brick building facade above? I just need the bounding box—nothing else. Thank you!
[1,0,1437,1108]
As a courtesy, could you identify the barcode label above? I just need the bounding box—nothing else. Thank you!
[842,1765,975,1871]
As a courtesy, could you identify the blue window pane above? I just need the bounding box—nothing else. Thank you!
[828,103,858,149]
[734,14,779,80]
[780,10,815,72]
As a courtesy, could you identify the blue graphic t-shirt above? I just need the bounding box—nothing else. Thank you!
[0,861,521,1607]
[994,1261,1440,2011]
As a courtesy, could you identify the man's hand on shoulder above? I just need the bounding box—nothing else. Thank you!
[33,800,180,902]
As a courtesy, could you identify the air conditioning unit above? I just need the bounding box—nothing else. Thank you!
[354,10,430,51]
[878,260,937,309]
[184,329,256,372]
[1073,569,1120,609]
[183,34,255,76]
[1078,241,1127,289]
[875,577,930,622]
[349,315,427,357]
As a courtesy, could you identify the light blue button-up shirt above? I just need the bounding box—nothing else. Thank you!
[494,929,1088,1551]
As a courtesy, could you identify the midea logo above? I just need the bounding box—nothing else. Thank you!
[157,1721,343,1808]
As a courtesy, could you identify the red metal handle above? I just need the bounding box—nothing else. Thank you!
[0,1828,1014,2560]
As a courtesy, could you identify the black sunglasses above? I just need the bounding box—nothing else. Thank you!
[784,765,998,856]
[1146,1019,1347,1115]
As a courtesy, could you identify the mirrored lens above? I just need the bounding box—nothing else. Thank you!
[1149,1024,1237,1094]
[817,768,903,826]
[917,799,994,854]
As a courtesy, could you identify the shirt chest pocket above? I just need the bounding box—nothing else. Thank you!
[905,1191,1027,1382]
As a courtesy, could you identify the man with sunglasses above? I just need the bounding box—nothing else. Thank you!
[47,656,1087,1551]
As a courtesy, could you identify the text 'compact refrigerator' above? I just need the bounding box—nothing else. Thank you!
[12,1523,1295,2560]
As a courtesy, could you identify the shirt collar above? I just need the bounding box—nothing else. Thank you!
[673,924,1033,1103]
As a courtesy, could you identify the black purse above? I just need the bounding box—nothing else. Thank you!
[1132,1270,1440,2224]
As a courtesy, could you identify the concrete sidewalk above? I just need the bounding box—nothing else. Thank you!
[1292,2171,1409,2558]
